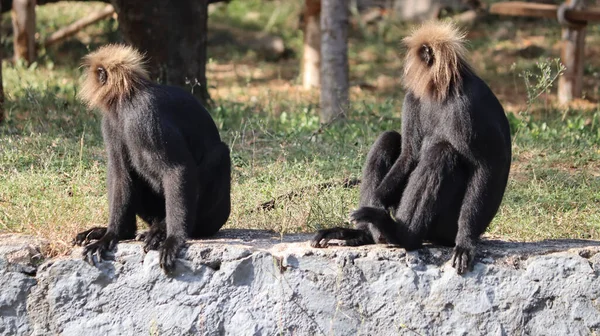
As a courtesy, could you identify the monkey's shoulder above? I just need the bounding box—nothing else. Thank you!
[148,84,209,115]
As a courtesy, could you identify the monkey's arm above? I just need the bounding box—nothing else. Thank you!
[105,145,137,239]
[153,123,201,272]
[82,131,136,265]
[452,164,492,274]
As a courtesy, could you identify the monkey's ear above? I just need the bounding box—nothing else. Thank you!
[96,67,108,85]
[418,44,434,67]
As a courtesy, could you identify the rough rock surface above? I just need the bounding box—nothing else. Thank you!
[1,231,600,336]
[0,235,45,336]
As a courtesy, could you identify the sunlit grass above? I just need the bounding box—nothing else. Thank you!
[1,1,600,256]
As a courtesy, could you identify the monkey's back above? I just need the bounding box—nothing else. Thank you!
[152,84,222,143]
[120,83,224,166]
[460,72,512,168]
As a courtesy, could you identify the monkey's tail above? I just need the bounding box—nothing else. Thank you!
[79,44,150,111]
[402,21,472,101]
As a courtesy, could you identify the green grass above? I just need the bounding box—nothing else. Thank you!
[1,1,600,255]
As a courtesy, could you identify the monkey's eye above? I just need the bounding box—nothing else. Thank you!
[96,67,107,85]
[419,44,434,67]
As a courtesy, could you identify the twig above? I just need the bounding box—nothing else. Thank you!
[309,112,346,141]
[250,177,361,213]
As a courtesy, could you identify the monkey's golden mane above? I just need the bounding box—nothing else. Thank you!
[79,44,149,112]
[402,21,471,101]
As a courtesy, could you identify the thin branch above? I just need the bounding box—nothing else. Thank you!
[44,4,115,48]
[250,177,361,213]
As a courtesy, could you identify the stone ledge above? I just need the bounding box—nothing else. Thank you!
[1,231,599,335]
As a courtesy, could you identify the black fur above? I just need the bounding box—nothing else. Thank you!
[74,83,231,273]
[311,70,511,275]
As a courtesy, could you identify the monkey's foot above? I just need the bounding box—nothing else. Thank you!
[73,227,107,246]
[310,230,332,248]
[159,236,184,274]
[137,227,167,253]
[82,232,118,266]
[310,227,375,248]
[451,245,474,275]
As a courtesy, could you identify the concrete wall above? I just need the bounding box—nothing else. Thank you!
[1,232,600,335]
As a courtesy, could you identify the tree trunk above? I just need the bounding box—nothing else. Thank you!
[302,0,320,89]
[558,23,586,104]
[0,1,4,124]
[12,0,36,64]
[320,0,349,123]
[557,0,586,104]
[110,0,211,106]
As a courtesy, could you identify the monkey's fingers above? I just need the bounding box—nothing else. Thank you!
[95,246,104,264]
[81,236,116,267]
[73,234,87,246]
[310,238,329,248]
[310,230,331,248]
[158,236,183,274]
[83,247,98,267]
[159,248,177,273]
[451,246,472,275]
[73,227,108,246]
[144,229,166,253]
[135,231,148,242]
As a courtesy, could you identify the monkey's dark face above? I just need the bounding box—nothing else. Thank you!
[96,66,108,85]
[419,44,434,67]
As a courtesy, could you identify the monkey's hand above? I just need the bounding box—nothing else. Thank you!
[159,236,184,273]
[374,185,399,209]
[310,229,332,248]
[451,245,474,275]
[82,231,118,267]
[73,227,107,246]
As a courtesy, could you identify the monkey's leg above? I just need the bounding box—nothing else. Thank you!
[161,143,228,272]
[359,130,403,209]
[360,130,405,243]
[311,131,401,248]
[135,183,167,252]
[353,141,466,249]
[160,165,200,273]
[190,142,231,238]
